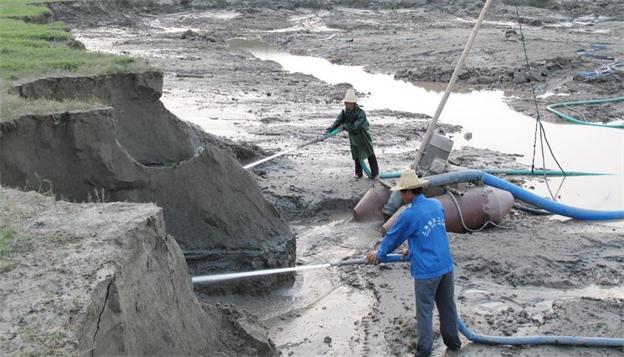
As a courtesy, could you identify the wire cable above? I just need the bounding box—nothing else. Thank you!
[514,2,567,201]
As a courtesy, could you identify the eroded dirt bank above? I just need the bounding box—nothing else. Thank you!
[0,187,276,356]
[2,71,296,292]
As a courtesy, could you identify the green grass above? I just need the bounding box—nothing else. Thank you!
[0,227,17,271]
[0,0,149,81]
[0,225,36,271]
[0,18,147,80]
[0,0,52,19]
[0,19,70,40]
[0,227,17,256]
[0,0,151,119]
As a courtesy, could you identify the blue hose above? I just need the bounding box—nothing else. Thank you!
[373,255,624,347]
[371,256,624,347]
[378,254,405,263]
[420,170,624,220]
[459,319,624,347]
[481,172,624,220]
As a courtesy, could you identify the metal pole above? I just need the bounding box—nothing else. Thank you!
[192,254,407,285]
[413,0,494,171]
[243,128,344,170]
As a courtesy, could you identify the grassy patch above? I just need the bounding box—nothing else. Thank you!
[0,18,147,80]
[0,0,150,119]
[0,226,17,256]
[0,225,33,269]
[0,0,149,81]
[0,19,70,40]
[0,0,52,20]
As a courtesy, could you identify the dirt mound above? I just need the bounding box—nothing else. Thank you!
[13,71,263,166]
[2,74,295,292]
[0,187,277,356]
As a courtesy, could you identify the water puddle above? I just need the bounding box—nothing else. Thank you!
[188,10,241,20]
[204,213,376,356]
[146,10,241,32]
[454,17,517,28]
[264,14,339,33]
[541,20,611,34]
[230,38,624,212]
[536,91,570,99]
[201,264,372,355]
[146,19,201,33]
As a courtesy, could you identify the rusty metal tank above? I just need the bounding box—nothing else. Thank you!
[353,184,392,222]
[381,186,514,234]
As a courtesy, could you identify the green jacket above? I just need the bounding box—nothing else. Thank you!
[329,106,375,161]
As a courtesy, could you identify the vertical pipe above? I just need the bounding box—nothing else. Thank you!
[413,0,494,170]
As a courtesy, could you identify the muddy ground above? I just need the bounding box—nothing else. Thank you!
[56,1,624,356]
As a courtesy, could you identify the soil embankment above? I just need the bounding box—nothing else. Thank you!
[0,187,276,356]
[2,71,295,291]
[2,1,299,354]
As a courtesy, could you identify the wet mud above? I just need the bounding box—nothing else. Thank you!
[58,1,624,356]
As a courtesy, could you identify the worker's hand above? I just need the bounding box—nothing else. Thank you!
[367,250,379,265]
[401,247,409,258]
[325,126,333,133]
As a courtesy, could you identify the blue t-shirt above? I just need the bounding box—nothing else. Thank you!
[376,194,454,280]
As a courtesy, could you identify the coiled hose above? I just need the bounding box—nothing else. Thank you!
[546,96,624,129]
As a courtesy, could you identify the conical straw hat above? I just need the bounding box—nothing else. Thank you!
[391,169,429,191]
[342,89,358,103]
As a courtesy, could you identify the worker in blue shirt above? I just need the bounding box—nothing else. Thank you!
[367,169,461,356]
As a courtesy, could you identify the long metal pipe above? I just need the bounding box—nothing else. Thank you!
[413,0,493,170]
[192,253,406,284]
[243,128,344,170]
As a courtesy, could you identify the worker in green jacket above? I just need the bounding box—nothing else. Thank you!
[326,89,379,179]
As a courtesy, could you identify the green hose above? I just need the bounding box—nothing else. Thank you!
[380,171,401,179]
[483,169,610,176]
[379,168,610,179]
[358,159,374,178]
[546,96,624,129]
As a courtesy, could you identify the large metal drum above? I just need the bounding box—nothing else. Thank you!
[381,186,514,234]
[353,184,392,222]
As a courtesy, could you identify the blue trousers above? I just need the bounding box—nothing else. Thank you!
[414,271,461,357]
